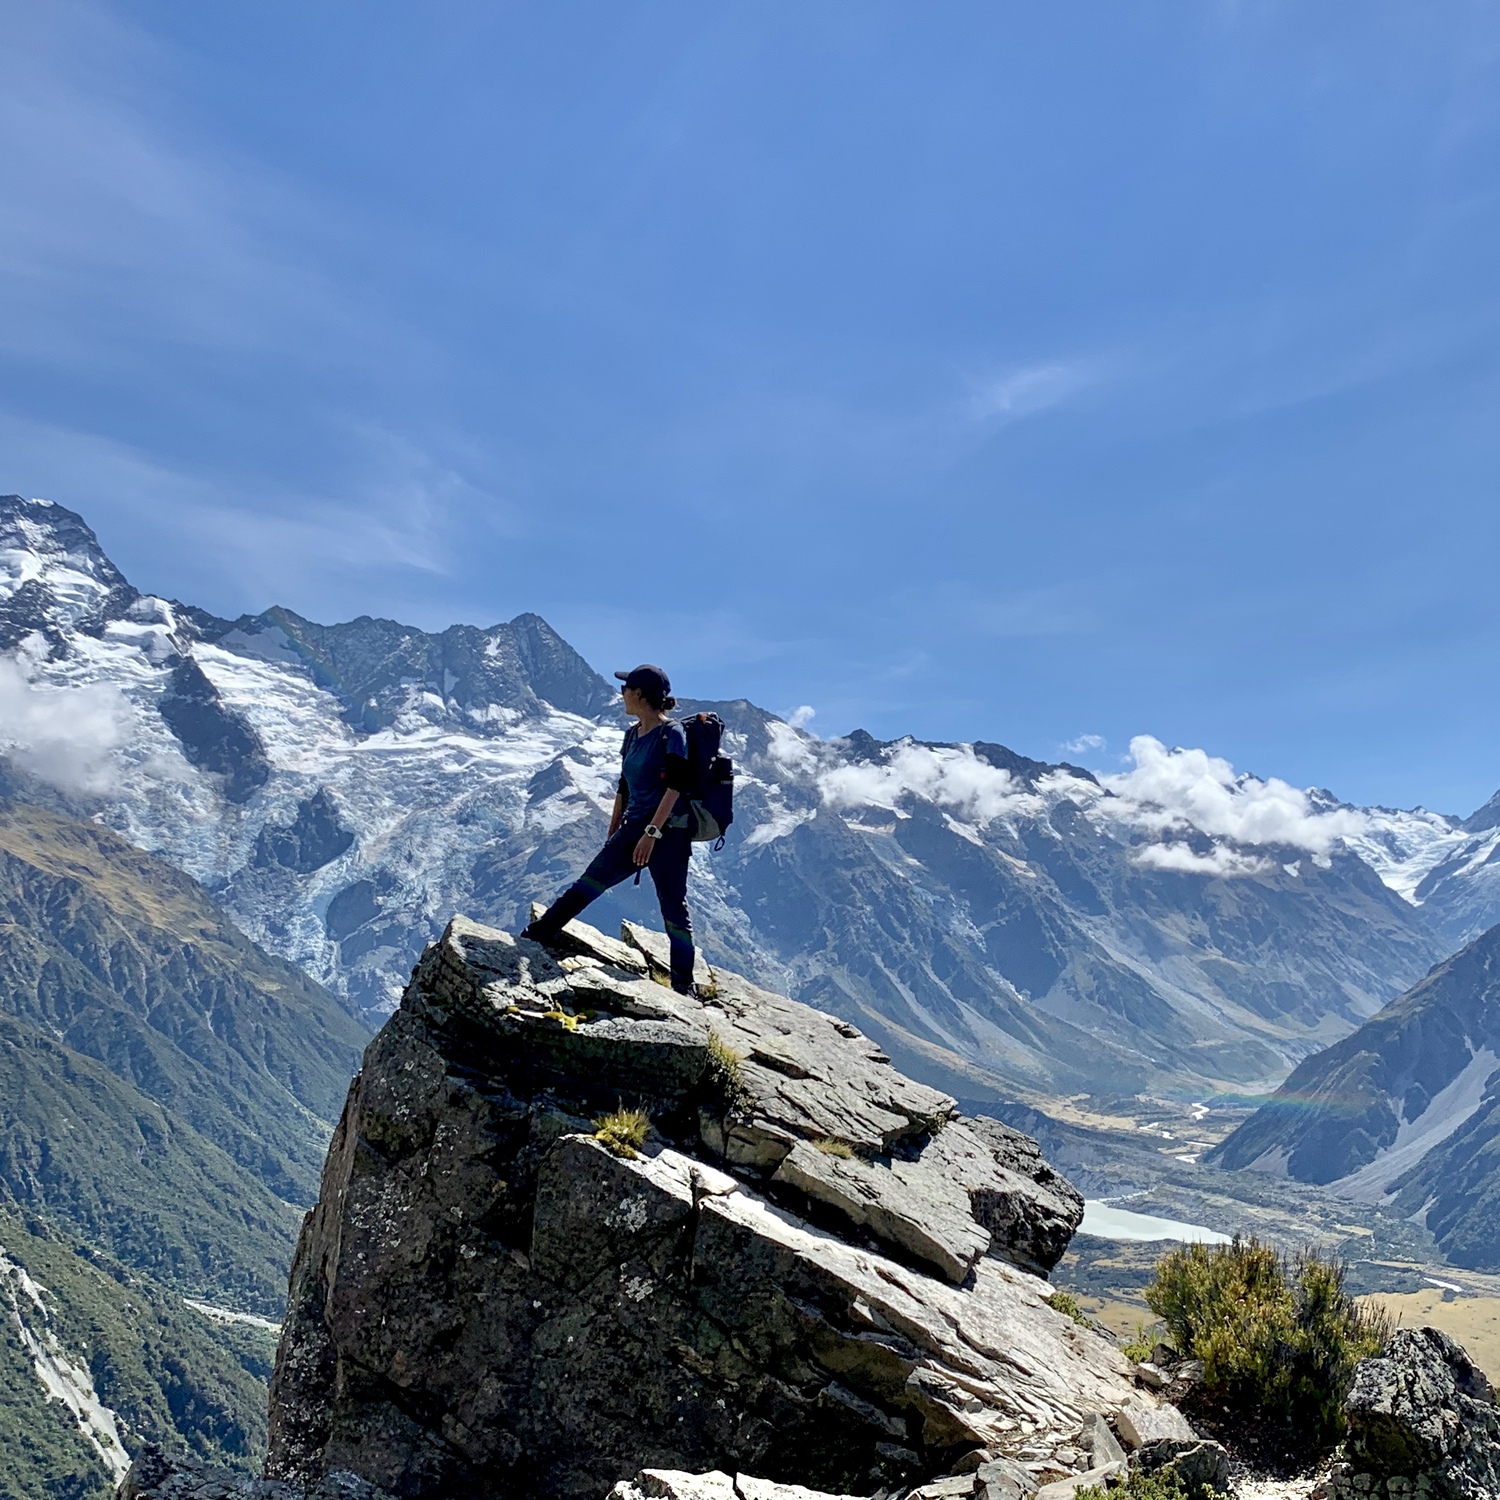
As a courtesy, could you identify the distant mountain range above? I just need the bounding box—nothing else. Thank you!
[5,492,1500,1107]
[1212,920,1500,1270]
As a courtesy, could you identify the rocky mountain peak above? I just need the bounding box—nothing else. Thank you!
[263,911,1144,1499]
[0,493,138,647]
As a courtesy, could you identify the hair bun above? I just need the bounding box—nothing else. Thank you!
[663,695,678,711]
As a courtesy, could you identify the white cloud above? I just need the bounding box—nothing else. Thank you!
[0,655,134,793]
[1101,735,1368,858]
[766,720,817,775]
[968,360,1100,423]
[787,704,817,730]
[818,741,1042,826]
[1063,733,1106,755]
[1132,842,1275,877]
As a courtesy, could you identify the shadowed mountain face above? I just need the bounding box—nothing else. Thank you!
[3,492,1494,1101]
[1211,923,1500,1270]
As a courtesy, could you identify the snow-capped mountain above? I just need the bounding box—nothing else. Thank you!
[4,493,1496,1102]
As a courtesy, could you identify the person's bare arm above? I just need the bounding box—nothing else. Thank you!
[633,788,680,866]
[607,786,626,838]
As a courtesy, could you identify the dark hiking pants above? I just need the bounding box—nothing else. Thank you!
[534,822,695,989]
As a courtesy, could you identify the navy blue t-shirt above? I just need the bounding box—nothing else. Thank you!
[620,720,691,824]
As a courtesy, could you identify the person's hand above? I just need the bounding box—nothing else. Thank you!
[633,834,654,867]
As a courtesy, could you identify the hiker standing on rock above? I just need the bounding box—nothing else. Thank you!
[524,664,697,993]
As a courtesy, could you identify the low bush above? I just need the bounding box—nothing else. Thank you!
[1077,1469,1191,1500]
[812,1136,854,1159]
[1046,1290,1092,1329]
[1145,1237,1389,1462]
[593,1107,650,1159]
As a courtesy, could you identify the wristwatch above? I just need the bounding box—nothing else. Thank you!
[644,824,663,840]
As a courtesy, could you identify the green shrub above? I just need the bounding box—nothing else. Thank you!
[706,1032,750,1113]
[1120,1320,1159,1362]
[1077,1469,1189,1500]
[1145,1237,1389,1461]
[1046,1290,1092,1329]
[594,1108,650,1159]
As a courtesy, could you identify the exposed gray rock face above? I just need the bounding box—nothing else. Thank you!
[1327,1328,1500,1500]
[265,915,1140,1499]
[1129,1438,1231,1500]
[1113,1395,1197,1451]
[158,653,272,804]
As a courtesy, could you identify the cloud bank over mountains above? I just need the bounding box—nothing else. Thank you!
[769,725,1374,876]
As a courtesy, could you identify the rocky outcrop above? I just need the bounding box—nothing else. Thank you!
[1129,1438,1231,1500]
[264,914,1143,1499]
[1326,1328,1500,1499]
[157,653,272,804]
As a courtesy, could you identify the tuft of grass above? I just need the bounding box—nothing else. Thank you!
[1121,1320,1159,1363]
[812,1136,854,1159]
[594,1107,650,1159]
[542,1008,578,1031]
[1145,1237,1390,1464]
[1046,1290,1092,1329]
[705,1032,750,1113]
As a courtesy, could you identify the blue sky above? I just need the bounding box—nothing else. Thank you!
[3,2,1499,813]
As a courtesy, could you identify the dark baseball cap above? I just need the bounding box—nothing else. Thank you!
[614,664,671,697]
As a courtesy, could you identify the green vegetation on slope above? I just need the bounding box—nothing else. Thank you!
[1146,1238,1389,1463]
[0,803,369,1310]
[0,1210,276,1499]
[0,800,369,1491]
[0,1011,302,1313]
[0,805,369,1205]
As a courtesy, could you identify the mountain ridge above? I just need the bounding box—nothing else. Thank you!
[1210,921,1500,1269]
[4,492,1498,1101]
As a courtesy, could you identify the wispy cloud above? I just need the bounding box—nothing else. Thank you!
[768,734,1044,827]
[1132,841,1274,877]
[0,653,134,793]
[967,359,1103,424]
[0,412,508,615]
[1063,732,1105,755]
[762,726,1371,879]
[0,3,368,372]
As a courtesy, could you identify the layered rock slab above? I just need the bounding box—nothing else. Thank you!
[266,916,1133,1499]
